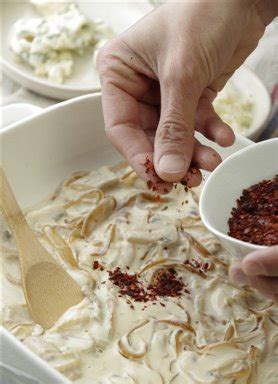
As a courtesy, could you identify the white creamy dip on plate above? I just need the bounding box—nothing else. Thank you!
[213,83,254,136]
[9,1,113,83]
[1,162,277,383]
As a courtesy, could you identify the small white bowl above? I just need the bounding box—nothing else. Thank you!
[200,138,278,258]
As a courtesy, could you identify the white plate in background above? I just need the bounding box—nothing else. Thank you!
[1,0,152,100]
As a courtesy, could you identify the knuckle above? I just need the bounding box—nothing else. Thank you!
[97,39,121,78]
[162,67,193,90]
[162,54,201,91]
[158,112,191,145]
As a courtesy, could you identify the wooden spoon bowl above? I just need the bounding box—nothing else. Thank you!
[0,167,83,329]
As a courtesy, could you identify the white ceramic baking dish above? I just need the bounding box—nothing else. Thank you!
[0,93,252,384]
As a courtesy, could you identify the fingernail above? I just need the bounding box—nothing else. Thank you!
[158,154,187,174]
[230,267,248,285]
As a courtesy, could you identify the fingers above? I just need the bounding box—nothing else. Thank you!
[229,246,278,301]
[153,74,201,182]
[141,81,161,106]
[229,263,247,285]
[192,139,222,172]
[99,61,171,192]
[242,246,278,277]
[195,95,235,147]
[139,102,159,131]
[229,265,278,301]
[103,84,152,164]
[180,139,222,188]
[183,167,202,188]
[248,276,278,296]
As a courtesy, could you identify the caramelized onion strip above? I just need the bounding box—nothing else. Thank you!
[64,189,104,209]
[158,320,196,335]
[81,196,116,237]
[5,272,22,286]
[44,226,78,267]
[51,171,89,200]
[118,320,149,360]
[91,224,116,256]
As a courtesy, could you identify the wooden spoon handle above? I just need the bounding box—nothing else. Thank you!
[0,167,28,235]
[0,167,54,270]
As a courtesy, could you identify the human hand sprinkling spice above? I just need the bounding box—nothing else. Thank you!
[98,0,277,193]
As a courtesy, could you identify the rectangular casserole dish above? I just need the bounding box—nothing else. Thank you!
[0,93,252,383]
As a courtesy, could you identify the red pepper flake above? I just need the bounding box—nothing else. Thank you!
[203,262,209,270]
[142,157,164,193]
[143,157,155,174]
[228,176,278,246]
[190,167,198,174]
[108,267,147,302]
[142,156,198,194]
[148,268,185,298]
[93,261,104,270]
[184,258,210,274]
[108,266,188,308]
[181,180,189,192]
[93,261,99,270]
[147,180,154,190]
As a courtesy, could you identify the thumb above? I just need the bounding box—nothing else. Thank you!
[154,74,201,182]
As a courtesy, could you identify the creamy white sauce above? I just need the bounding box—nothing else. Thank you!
[9,1,113,83]
[213,83,254,135]
[1,163,277,383]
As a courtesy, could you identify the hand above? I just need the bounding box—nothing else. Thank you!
[98,0,276,192]
[229,246,278,301]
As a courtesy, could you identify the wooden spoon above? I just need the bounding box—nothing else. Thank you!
[0,168,83,329]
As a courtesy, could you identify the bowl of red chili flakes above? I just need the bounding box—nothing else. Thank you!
[199,138,278,258]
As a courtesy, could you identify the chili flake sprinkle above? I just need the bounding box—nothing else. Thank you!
[92,261,104,271]
[108,266,188,306]
[142,156,196,193]
[228,175,278,246]
[108,267,148,302]
[142,157,164,193]
[148,268,185,298]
